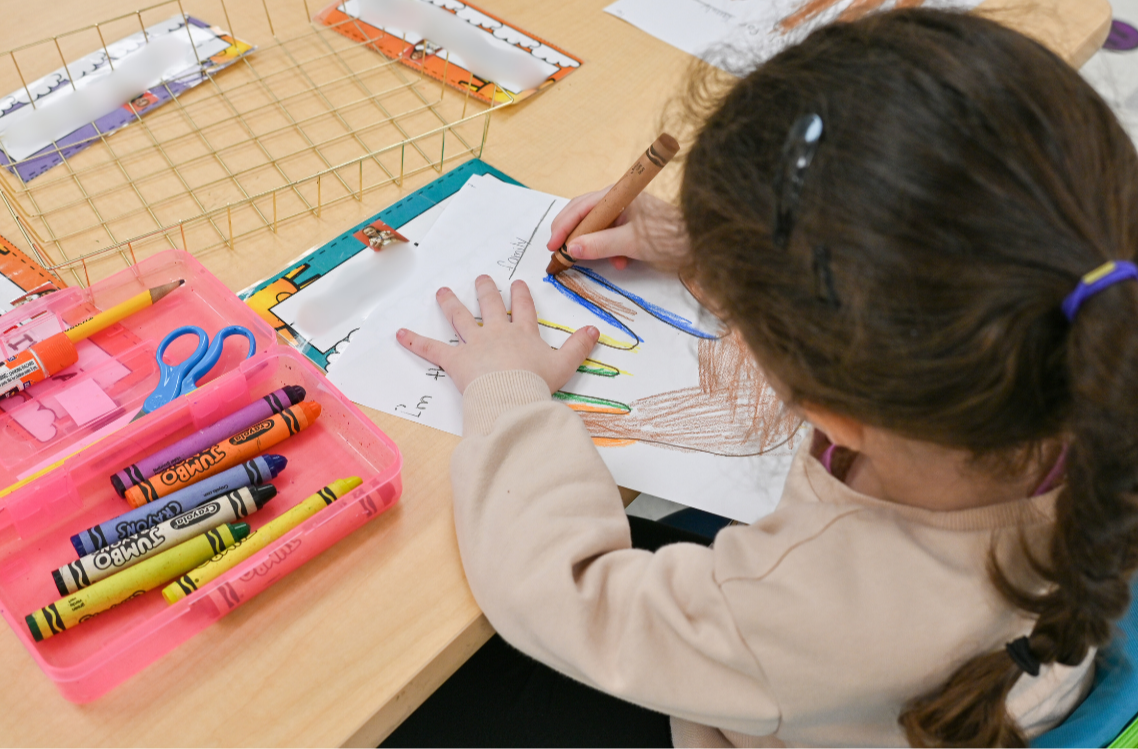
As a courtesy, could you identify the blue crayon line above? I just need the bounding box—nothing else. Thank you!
[544,267,720,340]
[544,273,642,344]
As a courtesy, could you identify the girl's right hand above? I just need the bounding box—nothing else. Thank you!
[546,188,689,271]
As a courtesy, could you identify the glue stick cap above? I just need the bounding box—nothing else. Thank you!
[32,332,78,376]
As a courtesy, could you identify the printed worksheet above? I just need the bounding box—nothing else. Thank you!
[329,177,802,522]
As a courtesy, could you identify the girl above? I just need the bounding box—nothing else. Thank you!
[391,8,1138,747]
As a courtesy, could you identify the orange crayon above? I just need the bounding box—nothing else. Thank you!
[124,401,321,508]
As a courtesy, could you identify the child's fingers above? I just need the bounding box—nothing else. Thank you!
[396,328,450,368]
[474,275,508,325]
[547,186,612,251]
[566,223,638,263]
[509,279,540,332]
[435,286,479,339]
[557,326,600,373]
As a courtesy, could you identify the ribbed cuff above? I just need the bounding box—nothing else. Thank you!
[462,370,552,436]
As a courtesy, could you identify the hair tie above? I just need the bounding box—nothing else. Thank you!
[1005,636,1041,677]
[1061,260,1138,321]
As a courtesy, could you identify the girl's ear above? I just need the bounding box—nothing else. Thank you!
[800,404,867,452]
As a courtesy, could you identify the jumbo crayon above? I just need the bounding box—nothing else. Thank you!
[110,385,306,497]
[163,477,362,604]
[72,455,286,556]
[124,401,320,508]
[54,485,276,595]
[26,523,248,642]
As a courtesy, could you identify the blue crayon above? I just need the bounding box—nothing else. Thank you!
[71,455,287,556]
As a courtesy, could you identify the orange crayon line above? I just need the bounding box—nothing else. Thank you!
[778,0,843,31]
[124,401,321,508]
[838,0,890,22]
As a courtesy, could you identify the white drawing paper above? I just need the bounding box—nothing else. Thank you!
[329,177,803,522]
[604,0,985,73]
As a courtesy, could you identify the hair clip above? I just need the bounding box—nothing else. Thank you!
[812,245,840,307]
[772,113,824,250]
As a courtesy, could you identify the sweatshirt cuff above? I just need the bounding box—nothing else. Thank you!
[462,370,552,436]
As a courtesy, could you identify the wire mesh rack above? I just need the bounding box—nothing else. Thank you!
[0,0,512,287]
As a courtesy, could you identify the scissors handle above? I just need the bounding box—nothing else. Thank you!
[142,326,209,416]
[179,326,257,397]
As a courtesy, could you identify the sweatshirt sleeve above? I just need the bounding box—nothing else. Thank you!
[450,370,781,736]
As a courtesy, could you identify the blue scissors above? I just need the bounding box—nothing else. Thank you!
[133,325,257,421]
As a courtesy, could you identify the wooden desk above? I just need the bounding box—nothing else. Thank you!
[0,0,1111,745]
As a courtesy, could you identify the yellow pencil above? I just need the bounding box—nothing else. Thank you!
[64,279,184,343]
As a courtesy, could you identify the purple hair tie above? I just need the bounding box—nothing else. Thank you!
[1061,260,1138,321]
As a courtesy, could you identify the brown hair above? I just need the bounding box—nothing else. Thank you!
[679,9,1138,747]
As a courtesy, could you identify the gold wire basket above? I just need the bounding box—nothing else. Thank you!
[0,0,511,286]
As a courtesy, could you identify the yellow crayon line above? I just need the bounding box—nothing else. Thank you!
[538,319,638,351]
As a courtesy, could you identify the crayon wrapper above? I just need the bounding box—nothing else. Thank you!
[57,491,256,594]
[27,526,241,641]
[125,405,310,508]
[163,483,345,604]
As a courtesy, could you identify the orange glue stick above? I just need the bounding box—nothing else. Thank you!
[0,332,78,399]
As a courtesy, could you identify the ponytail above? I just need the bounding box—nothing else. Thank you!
[900,274,1138,746]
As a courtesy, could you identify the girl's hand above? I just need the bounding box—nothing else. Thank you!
[396,275,600,394]
[546,188,689,272]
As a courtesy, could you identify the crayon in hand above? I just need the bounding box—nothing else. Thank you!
[72,455,286,556]
[163,477,362,604]
[110,385,306,497]
[54,484,275,595]
[123,401,320,508]
[26,523,248,642]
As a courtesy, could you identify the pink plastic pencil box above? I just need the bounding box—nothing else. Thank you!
[0,250,402,702]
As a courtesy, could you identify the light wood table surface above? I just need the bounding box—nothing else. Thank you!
[0,0,1112,745]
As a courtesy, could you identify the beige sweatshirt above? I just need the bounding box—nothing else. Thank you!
[451,371,1093,747]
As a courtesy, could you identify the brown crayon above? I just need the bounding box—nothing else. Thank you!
[546,133,680,276]
[124,401,321,508]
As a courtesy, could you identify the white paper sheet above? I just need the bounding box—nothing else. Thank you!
[329,177,803,522]
[0,18,231,161]
[265,182,481,366]
[1081,1,1138,140]
[604,0,984,72]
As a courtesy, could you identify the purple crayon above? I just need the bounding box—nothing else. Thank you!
[110,385,304,497]
[73,454,287,557]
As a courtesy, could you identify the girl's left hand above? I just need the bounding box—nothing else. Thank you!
[396,275,600,395]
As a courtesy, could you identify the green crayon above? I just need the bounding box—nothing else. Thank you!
[25,523,248,642]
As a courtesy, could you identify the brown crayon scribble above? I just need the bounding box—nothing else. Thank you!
[558,271,638,322]
[577,335,802,456]
[779,0,926,32]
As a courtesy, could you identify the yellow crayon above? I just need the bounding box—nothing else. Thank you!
[26,523,248,641]
[162,477,362,604]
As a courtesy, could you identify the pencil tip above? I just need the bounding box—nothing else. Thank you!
[150,279,185,304]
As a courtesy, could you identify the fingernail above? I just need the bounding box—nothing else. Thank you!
[586,326,599,338]
[568,243,583,258]
[396,328,407,339]
[437,287,448,297]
